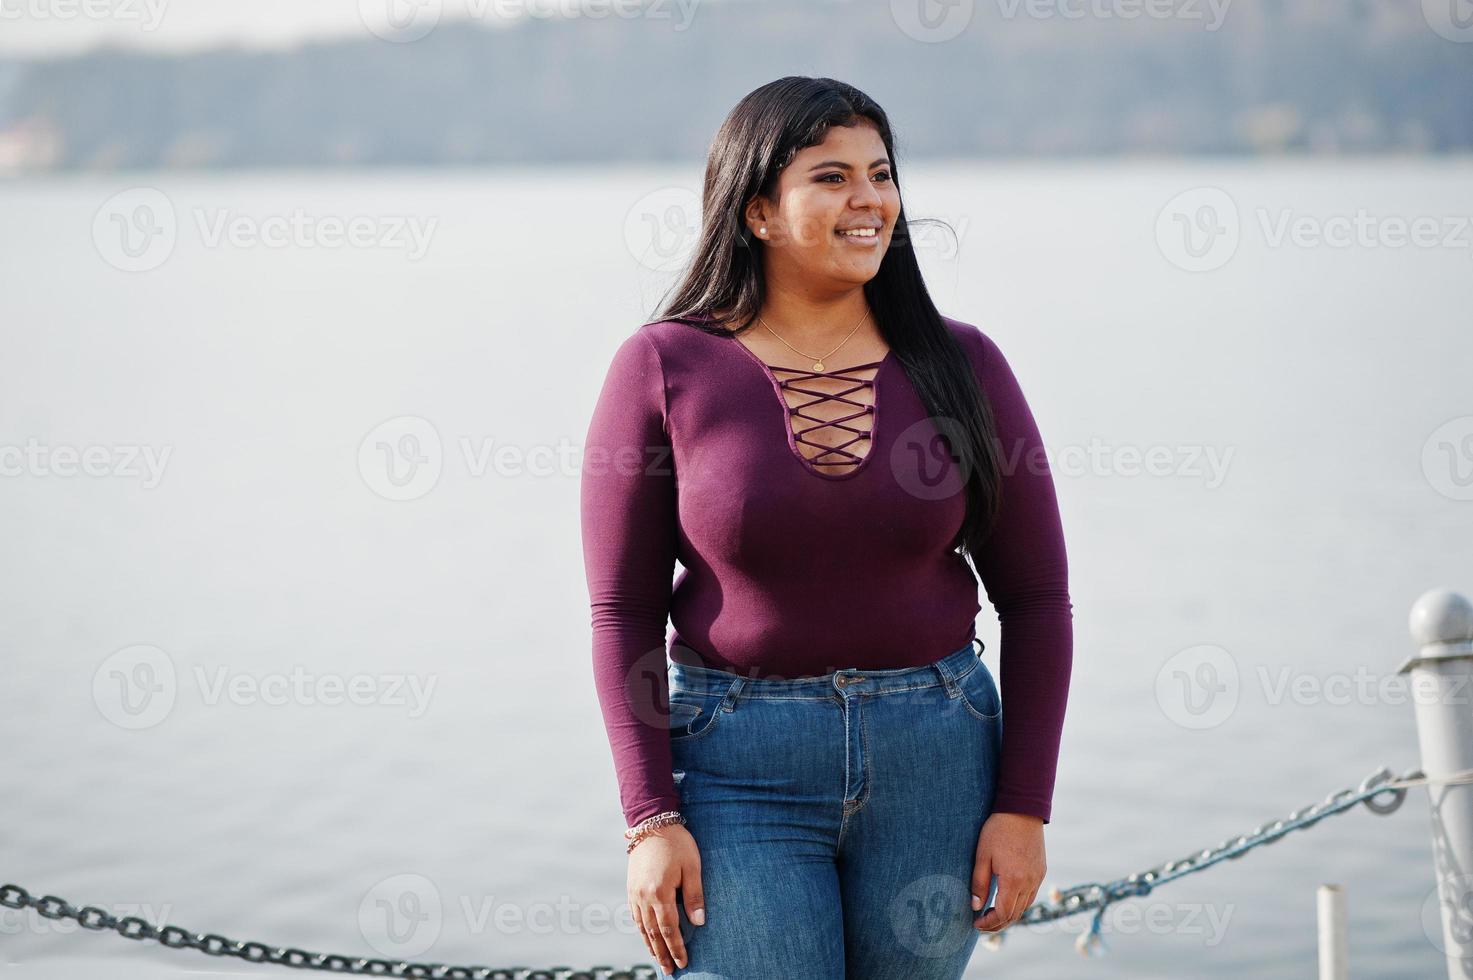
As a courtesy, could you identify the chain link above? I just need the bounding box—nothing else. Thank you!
[0,883,657,979]
[0,763,1452,967]
[981,763,1424,955]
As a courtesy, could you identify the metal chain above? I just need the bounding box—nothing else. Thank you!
[1,763,1457,968]
[983,763,1430,956]
[0,882,657,979]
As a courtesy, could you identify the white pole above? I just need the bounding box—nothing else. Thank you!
[1397,588,1473,979]
[1316,883,1346,980]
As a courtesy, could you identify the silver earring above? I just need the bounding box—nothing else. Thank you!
[759,226,766,236]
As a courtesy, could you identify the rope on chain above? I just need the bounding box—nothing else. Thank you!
[986,763,1469,957]
[1,763,1466,973]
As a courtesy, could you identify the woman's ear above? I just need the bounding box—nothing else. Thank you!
[743,195,770,240]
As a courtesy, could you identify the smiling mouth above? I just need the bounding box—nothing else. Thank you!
[835,227,881,243]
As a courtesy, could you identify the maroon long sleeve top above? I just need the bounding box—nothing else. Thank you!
[580,315,1073,826]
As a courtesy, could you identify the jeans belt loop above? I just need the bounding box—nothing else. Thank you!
[721,676,747,712]
[932,657,961,697]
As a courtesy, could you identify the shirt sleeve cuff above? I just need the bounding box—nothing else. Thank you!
[624,794,684,828]
[989,793,1051,825]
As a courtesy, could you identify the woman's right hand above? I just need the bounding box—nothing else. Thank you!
[628,823,705,975]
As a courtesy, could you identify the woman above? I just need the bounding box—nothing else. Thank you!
[580,76,1072,979]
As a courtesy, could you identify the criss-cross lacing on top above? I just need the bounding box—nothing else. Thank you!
[767,361,884,473]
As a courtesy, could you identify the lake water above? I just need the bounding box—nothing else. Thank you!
[1,160,1470,978]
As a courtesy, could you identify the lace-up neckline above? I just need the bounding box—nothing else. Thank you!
[726,331,893,480]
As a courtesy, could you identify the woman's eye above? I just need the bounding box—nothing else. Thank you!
[822,171,893,183]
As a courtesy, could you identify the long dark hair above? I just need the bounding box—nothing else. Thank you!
[653,75,1005,558]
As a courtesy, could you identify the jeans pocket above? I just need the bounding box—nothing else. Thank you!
[956,660,1002,721]
[667,692,724,742]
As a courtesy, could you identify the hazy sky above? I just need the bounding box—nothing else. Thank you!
[0,0,545,56]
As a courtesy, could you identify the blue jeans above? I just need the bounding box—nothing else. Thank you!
[662,639,1003,979]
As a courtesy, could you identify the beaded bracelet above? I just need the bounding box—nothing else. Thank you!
[624,810,685,853]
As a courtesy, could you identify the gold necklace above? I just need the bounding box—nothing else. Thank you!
[757,310,870,372]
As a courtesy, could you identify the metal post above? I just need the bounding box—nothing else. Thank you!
[1397,588,1473,978]
[1316,883,1346,980]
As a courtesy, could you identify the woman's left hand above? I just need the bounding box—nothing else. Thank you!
[971,811,1046,933]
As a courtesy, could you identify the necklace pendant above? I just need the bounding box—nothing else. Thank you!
[813,360,825,372]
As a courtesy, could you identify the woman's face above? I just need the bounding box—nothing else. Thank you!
[746,121,901,290]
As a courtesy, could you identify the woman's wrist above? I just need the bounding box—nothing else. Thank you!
[624,810,685,853]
